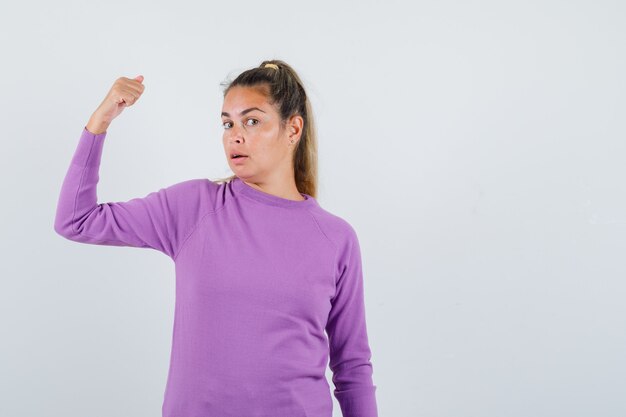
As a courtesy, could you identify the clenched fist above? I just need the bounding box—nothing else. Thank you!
[86,75,145,134]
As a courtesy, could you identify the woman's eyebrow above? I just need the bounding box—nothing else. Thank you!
[221,107,266,117]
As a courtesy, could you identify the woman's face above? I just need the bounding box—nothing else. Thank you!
[221,85,302,180]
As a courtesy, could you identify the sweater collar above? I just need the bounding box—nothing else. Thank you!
[231,177,318,209]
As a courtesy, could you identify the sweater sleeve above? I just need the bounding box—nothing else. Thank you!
[326,224,379,417]
[54,126,206,260]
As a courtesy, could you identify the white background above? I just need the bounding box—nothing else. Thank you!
[1,1,625,416]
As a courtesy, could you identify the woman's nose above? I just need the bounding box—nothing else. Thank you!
[228,125,244,142]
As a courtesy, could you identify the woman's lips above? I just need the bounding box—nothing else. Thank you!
[232,156,248,164]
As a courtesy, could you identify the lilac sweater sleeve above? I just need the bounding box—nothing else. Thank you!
[327,225,379,417]
[54,127,205,260]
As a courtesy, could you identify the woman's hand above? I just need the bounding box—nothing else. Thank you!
[86,75,145,134]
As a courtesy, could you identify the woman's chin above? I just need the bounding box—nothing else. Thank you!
[230,165,251,176]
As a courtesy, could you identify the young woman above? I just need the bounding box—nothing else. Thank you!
[54,59,378,417]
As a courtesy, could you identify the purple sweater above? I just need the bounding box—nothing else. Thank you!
[54,127,378,417]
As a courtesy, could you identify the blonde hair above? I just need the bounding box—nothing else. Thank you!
[213,59,319,198]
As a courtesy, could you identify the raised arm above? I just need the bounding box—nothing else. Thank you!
[326,225,379,417]
[54,75,213,260]
[53,126,209,259]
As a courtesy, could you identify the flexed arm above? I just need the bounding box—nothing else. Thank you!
[54,76,211,260]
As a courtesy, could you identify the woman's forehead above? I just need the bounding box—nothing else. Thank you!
[223,87,275,115]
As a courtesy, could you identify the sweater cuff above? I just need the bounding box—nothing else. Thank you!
[70,126,107,167]
[336,386,378,417]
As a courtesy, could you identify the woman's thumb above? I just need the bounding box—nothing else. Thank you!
[134,75,144,82]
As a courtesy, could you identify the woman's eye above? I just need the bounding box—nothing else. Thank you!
[222,119,257,129]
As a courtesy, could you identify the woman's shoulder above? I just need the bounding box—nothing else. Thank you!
[307,204,360,248]
[160,177,228,214]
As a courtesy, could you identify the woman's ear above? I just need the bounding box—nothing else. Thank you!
[288,114,304,139]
